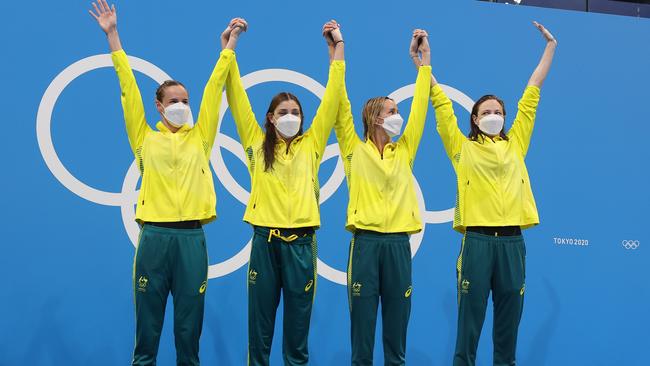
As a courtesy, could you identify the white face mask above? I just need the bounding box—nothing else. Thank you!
[477,114,504,136]
[162,102,194,128]
[274,114,301,138]
[381,113,404,138]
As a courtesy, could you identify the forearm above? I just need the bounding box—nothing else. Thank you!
[224,34,239,51]
[106,29,122,52]
[528,41,556,87]
[411,54,437,87]
[332,41,344,61]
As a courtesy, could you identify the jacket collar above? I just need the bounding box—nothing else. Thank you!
[156,121,191,134]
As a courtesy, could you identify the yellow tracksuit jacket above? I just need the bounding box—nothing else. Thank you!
[430,83,541,233]
[334,65,432,234]
[111,48,234,224]
[224,56,345,228]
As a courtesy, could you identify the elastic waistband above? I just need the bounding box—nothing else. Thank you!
[254,226,315,243]
[466,226,521,237]
[145,220,202,229]
[465,230,523,242]
[354,229,408,240]
[142,223,204,236]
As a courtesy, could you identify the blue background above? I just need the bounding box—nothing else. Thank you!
[1,0,648,365]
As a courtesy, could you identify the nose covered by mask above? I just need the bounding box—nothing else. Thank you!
[162,102,194,128]
[381,114,404,138]
[477,114,504,136]
[274,114,301,138]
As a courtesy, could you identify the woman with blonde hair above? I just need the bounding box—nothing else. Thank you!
[330,26,432,365]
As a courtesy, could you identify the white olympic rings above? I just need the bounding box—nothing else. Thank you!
[36,54,474,285]
[622,240,640,250]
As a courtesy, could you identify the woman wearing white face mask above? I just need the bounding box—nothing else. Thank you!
[222,18,345,366]
[332,28,431,365]
[90,2,241,364]
[421,22,557,366]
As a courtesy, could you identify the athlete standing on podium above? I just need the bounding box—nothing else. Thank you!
[90,2,241,364]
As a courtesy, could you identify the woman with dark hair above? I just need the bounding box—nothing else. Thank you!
[420,21,557,366]
[332,28,431,365]
[90,2,241,365]
[222,18,345,366]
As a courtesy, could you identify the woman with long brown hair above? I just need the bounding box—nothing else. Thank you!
[421,21,557,366]
[222,18,345,366]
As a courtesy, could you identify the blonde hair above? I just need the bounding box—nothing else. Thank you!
[362,97,391,139]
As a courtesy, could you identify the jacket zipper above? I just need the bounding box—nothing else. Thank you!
[173,133,182,220]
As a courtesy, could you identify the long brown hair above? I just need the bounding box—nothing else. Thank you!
[262,92,304,171]
[469,95,509,141]
[362,97,392,140]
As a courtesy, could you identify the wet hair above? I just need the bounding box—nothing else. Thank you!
[155,80,187,102]
[262,92,304,171]
[361,97,392,140]
[469,95,509,141]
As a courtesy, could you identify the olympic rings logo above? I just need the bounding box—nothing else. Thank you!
[622,240,640,250]
[36,54,474,285]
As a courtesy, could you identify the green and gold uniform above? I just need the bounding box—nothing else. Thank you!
[431,83,541,366]
[112,48,234,366]
[224,55,345,366]
[334,64,431,366]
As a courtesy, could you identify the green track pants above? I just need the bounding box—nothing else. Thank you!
[453,231,526,366]
[247,226,317,366]
[347,230,412,366]
[132,224,208,366]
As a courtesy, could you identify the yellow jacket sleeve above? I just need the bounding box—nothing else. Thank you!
[398,65,432,160]
[507,85,540,158]
[194,49,235,156]
[111,49,152,155]
[333,74,361,180]
[308,60,345,157]
[225,55,264,150]
[430,83,465,163]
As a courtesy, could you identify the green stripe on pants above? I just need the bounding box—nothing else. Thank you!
[132,224,208,366]
[247,226,317,366]
[347,230,412,366]
[453,231,526,366]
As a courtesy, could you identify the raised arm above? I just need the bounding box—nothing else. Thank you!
[90,0,150,154]
[192,20,243,157]
[399,30,432,161]
[308,20,345,157]
[223,18,264,149]
[414,32,464,162]
[89,0,122,52]
[508,22,556,156]
[333,73,359,167]
[410,34,438,88]
[527,21,557,88]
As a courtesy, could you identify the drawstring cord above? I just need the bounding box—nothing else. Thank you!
[267,229,299,243]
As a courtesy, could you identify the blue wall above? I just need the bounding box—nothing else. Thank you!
[1,1,648,365]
